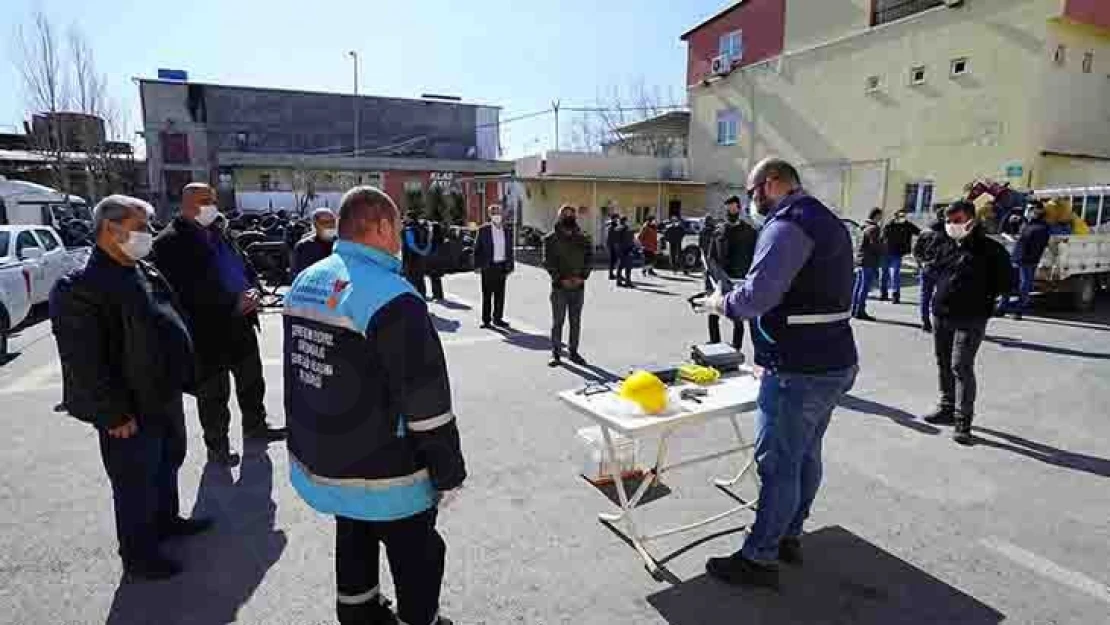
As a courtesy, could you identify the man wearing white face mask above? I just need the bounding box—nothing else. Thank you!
[292,207,338,278]
[51,195,212,581]
[153,183,286,467]
[922,200,1013,445]
[473,204,515,328]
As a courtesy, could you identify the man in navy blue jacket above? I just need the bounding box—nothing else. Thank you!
[473,203,515,328]
[699,158,858,590]
[999,202,1050,320]
[284,186,465,625]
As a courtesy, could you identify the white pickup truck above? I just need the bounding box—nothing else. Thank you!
[0,251,32,359]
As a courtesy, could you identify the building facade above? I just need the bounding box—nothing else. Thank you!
[683,0,1110,223]
[138,78,512,220]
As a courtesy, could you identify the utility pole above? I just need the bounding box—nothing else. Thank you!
[552,100,560,151]
[348,51,360,158]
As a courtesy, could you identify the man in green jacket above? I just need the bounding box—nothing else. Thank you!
[543,204,593,367]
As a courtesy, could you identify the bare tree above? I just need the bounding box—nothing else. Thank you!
[566,80,681,156]
[14,10,70,192]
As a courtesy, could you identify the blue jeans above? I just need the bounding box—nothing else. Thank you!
[741,366,858,563]
[1000,265,1036,313]
[880,255,903,298]
[851,267,878,316]
[919,272,937,326]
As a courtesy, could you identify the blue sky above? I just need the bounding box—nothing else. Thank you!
[2,0,727,158]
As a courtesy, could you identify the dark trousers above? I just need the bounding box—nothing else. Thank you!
[932,316,988,418]
[919,272,937,326]
[642,251,657,275]
[617,251,633,285]
[708,315,745,349]
[480,264,509,324]
[880,255,904,298]
[335,508,445,625]
[196,329,267,451]
[551,287,584,356]
[851,266,879,316]
[98,397,186,565]
[608,246,620,278]
[405,269,444,300]
[668,242,684,272]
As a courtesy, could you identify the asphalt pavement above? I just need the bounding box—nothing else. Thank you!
[1,263,1108,625]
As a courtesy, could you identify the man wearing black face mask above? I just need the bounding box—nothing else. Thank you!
[707,196,758,349]
[543,205,593,367]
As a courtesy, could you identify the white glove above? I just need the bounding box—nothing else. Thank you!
[437,488,461,510]
[698,289,727,316]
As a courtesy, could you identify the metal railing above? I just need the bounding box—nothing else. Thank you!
[871,0,944,26]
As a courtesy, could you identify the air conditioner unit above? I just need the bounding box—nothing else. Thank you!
[944,0,964,7]
[711,54,731,76]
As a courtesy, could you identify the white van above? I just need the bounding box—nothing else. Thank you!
[0,176,91,231]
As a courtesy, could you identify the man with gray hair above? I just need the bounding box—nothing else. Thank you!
[292,207,338,278]
[284,186,465,625]
[50,195,212,582]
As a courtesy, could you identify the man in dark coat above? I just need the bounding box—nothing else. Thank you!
[152,183,286,466]
[51,195,212,581]
[544,205,593,367]
[922,200,1014,445]
[999,202,1051,320]
[664,216,688,274]
[291,207,337,278]
[614,216,636,288]
[473,204,515,328]
[707,196,758,349]
[912,211,948,332]
[605,213,620,281]
[402,212,444,300]
[879,210,921,304]
[851,208,886,321]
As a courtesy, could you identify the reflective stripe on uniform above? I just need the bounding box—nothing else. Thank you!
[406,412,455,432]
[284,305,360,332]
[337,585,380,605]
[291,456,430,490]
[786,311,852,326]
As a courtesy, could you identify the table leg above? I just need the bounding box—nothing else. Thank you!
[713,415,760,505]
[597,425,661,573]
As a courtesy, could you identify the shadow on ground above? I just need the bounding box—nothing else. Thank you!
[984,335,1110,360]
[839,394,940,435]
[106,449,286,625]
[647,525,1005,625]
[972,426,1110,478]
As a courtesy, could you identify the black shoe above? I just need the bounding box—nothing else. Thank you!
[778,537,803,565]
[159,516,215,540]
[434,618,455,625]
[123,555,182,583]
[953,416,975,445]
[548,355,562,368]
[492,319,510,328]
[706,553,780,589]
[244,425,287,442]
[1013,312,1023,321]
[608,274,617,281]
[207,447,241,467]
[922,322,933,333]
[569,352,587,366]
[923,408,956,425]
[892,295,900,305]
[880,294,889,302]
[854,312,876,322]
[480,322,494,329]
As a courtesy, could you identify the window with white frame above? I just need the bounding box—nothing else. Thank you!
[716,109,740,146]
[909,65,927,85]
[903,181,935,214]
[719,30,743,63]
[950,57,969,77]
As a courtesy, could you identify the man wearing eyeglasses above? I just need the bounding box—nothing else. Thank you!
[698,157,858,591]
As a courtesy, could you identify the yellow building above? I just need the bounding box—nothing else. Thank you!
[683,0,1110,222]
[503,152,706,243]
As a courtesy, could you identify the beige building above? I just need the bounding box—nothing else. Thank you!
[683,0,1110,223]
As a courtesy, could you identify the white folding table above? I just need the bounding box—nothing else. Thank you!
[558,371,763,576]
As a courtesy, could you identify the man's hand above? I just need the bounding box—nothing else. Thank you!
[697,290,727,316]
[237,289,262,315]
[108,418,138,439]
[438,488,461,510]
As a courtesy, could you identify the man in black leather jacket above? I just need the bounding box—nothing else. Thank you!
[50,195,213,582]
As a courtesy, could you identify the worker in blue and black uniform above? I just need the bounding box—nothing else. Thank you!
[401,211,443,300]
[698,158,858,591]
[283,186,465,625]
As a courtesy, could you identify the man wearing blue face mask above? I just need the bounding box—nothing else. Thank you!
[922,200,1013,445]
[51,195,212,582]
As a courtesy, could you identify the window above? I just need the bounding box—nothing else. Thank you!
[903,182,935,214]
[718,30,743,62]
[16,231,39,257]
[1083,51,1094,74]
[259,173,274,192]
[716,109,740,146]
[950,57,969,77]
[1054,44,1067,66]
[0,231,10,258]
[871,0,943,27]
[909,65,927,85]
[34,229,60,251]
[161,132,190,164]
[865,75,883,93]
[635,206,653,224]
[404,179,424,194]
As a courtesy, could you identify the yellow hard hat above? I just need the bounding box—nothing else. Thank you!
[619,370,668,415]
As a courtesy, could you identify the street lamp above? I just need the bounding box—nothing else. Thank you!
[348,50,360,158]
